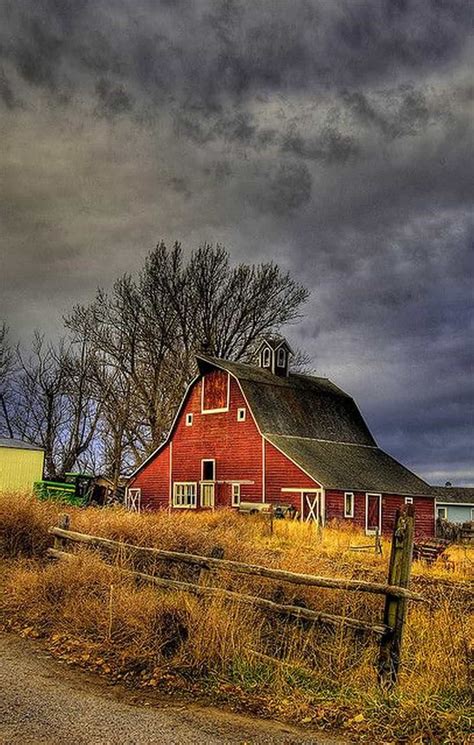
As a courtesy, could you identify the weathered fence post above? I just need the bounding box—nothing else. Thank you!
[377,505,415,690]
[53,513,70,552]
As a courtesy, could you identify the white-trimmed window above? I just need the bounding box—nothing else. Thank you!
[471,508,474,521]
[262,347,271,368]
[237,407,246,421]
[344,491,354,518]
[200,483,215,508]
[437,506,447,520]
[277,348,286,367]
[173,482,197,508]
[231,483,241,507]
[405,497,413,505]
[185,413,193,426]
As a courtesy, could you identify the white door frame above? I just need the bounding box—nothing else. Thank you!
[126,487,141,512]
[365,492,382,535]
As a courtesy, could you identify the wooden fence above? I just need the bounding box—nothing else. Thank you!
[47,505,422,689]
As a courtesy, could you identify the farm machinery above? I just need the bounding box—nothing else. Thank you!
[33,472,120,507]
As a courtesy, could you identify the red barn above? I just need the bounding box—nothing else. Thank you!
[128,339,435,537]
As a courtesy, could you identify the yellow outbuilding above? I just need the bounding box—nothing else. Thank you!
[0,438,45,493]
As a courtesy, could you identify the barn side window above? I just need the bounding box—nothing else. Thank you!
[277,348,286,367]
[231,483,241,506]
[262,348,271,368]
[237,407,246,421]
[185,413,193,426]
[344,492,354,518]
[404,497,413,504]
[173,482,197,508]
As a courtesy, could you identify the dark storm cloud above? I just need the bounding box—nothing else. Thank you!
[0,0,472,482]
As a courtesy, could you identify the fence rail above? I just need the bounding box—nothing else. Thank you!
[47,505,420,689]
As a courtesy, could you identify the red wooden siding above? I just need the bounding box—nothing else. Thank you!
[326,489,434,537]
[202,369,228,411]
[170,373,263,506]
[264,440,320,510]
[129,443,170,509]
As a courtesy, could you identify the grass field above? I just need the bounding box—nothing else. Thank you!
[0,491,472,743]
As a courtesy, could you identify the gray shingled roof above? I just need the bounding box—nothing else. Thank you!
[430,486,474,504]
[266,435,432,495]
[0,437,44,451]
[197,356,376,446]
[196,355,432,496]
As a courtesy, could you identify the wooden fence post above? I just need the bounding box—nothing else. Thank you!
[377,505,415,690]
[53,514,70,552]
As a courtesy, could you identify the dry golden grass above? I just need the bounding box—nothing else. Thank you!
[0,492,472,743]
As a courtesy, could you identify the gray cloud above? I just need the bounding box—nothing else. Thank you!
[0,0,472,482]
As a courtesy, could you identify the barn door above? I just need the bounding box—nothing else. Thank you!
[366,493,381,534]
[302,491,322,523]
[126,488,141,512]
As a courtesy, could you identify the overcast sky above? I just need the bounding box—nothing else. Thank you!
[0,0,473,484]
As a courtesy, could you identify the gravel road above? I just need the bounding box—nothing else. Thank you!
[0,632,343,745]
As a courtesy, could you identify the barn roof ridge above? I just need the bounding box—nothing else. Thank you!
[197,353,376,446]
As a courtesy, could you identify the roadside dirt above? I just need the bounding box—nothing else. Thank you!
[0,632,345,744]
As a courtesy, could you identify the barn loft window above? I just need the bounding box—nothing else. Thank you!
[344,492,354,518]
[277,348,286,367]
[237,407,246,421]
[186,413,193,426]
[231,483,241,506]
[173,482,197,508]
[262,347,271,367]
[201,459,215,481]
[201,371,229,413]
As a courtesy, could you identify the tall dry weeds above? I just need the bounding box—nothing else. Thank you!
[0,491,472,742]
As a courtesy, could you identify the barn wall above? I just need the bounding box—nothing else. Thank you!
[383,494,434,537]
[132,373,265,510]
[129,443,170,510]
[264,441,320,510]
[171,374,263,505]
[326,489,435,537]
[326,489,366,528]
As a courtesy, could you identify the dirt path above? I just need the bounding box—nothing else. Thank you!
[0,632,344,744]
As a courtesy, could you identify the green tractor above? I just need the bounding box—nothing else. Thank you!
[33,473,115,507]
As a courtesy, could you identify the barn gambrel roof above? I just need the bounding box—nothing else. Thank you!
[130,354,433,496]
[197,355,432,496]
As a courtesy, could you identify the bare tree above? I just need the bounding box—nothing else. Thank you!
[12,333,105,478]
[66,242,309,474]
[0,323,14,437]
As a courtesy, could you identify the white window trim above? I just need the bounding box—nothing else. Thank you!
[437,506,447,520]
[262,347,271,368]
[201,458,216,481]
[471,508,474,521]
[185,412,193,426]
[231,483,241,507]
[344,491,354,518]
[405,497,413,505]
[276,348,286,367]
[237,407,246,421]
[173,482,197,509]
[201,373,230,414]
[365,492,382,535]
